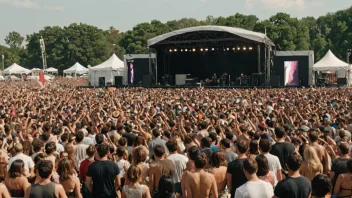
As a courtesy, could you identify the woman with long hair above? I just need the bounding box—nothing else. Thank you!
[132,146,149,185]
[300,146,323,180]
[334,159,352,198]
[156,175,176,198]
[206,151,228,198]
[4,159,30,197]
[0,162,7,182]
[57,159,82,198]
[256,154,275,186]
[122,165,151,198]
[64,144,78,174]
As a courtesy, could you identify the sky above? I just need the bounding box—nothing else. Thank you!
[0,0,351,46]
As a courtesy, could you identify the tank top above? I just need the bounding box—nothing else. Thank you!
[123,184,145,198]
[29,182,56,198]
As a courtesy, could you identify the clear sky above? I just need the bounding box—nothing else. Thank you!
[0,0,351,46]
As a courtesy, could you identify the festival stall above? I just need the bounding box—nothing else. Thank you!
[63,62,88,77]
[3,63,30,75]
[45,67,58,75]
[313,50,350,86]
[89,54,127,86]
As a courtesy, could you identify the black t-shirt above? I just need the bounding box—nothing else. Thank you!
[331,158,350,185]
[274,176,311,198]
[122,132,137,146]
[270,142,295,171]
[86,160,120,198]
[227,158,247,198]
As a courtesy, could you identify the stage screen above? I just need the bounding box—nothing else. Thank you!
[284,61,299,86]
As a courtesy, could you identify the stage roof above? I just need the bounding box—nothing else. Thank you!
[148,26,275,47]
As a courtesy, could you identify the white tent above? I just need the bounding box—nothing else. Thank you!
[313,50,349,71]
[31,68,42,71]
[63,62,88,76]
[89,54,127,86]
[0,76,5,81]
[3,63,30,75]
[45,67,58,73]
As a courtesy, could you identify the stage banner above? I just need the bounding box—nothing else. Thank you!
[130,63,134,84]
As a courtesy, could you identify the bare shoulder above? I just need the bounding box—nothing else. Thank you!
[55,183,65,191]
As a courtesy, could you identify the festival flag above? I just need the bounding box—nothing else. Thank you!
[130,63,134,84]
[39,70,45,85]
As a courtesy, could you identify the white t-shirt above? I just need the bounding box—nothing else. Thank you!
[264,153,282,186]
[74,143,89,169]
[167,153,188,183]
[235,180,274,198]
[8,153,35,177]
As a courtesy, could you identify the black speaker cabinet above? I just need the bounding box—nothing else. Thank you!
[143,75,152,87]
[270,76,281,87]
[98,77,105,87]
[337,78,347,86]
[114,76,123,87]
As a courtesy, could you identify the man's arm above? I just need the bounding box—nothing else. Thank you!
[210,175,218,198]
[115,174,121,192]
[56,184,68,198]
[148,167,154,193]
[24,186,31,198]
[185,175,193,198]
[276,169,283,182]
[86,176,93,193]
[226,172,232,193]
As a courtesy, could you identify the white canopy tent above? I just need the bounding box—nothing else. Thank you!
[31,68,42,71]
[3,63,30,75]
[89,54,127,86]
[313,50,349,71]
[45,67,58,73]
[0,76,5,81]
[63,62,88,77]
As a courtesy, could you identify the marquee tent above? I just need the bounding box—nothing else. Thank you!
[313,50,349,71]
[89,54,127,86]
[31,68,42,71]
[63,62,88,76]
[3,63,30,75]
[45,67,58,73]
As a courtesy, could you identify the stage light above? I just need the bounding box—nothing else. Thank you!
[192,48,196,52]
[237,47,241,50]
[185,49,188,52]
[226,48,230,51]
[174,49,177,52]
[200,48,203,52]
[243,47,247,50]
[181,49,183,52]
[212,48,215,51]
[205,48,208,51]
[249,47,253,50]
[232,48,235,51]
[169,49,172,52]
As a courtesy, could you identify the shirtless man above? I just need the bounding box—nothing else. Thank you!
[185,153,218,198]
[308,130,329,174]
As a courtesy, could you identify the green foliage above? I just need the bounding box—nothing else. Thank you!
[3,6,352,70]
[5,31,24,49]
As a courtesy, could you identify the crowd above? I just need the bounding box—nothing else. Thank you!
[0,79,351,198]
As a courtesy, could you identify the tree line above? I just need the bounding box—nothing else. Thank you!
[1,6,352,72]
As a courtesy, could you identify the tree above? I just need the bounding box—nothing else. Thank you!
[5,31,24,49]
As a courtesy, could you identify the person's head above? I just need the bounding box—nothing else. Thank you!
[339,142,350,155]
[32,139,44,153]
[14,143,23,153]
[154,145,165,158]
[208,132,217,144]
[116,147,128,159]
[166,139,178,153]
[286,153,303,172]
[274,127,286,139]
[201,137,212,149]
[97,143,110,158]
[34,153,46,165]
[308,130,319,143]
[220,138,231,150]
[45,142,56,155]
[158,175,175,198]
[8,159,25,178]
[348,159,352,173]
[36,160,53,179]
[133,136,146,148]
[76,131,84,143]
[311,174,332,197]
[132,146,148,164]
[259,139,271,153]
[187,146,199,161]
[57,158,73,180]
[0,162,7,182]
[118,137,127,147]
[61,133,69,143]
[249,140,259,155]
[126,165,142,183]
[86,145,96,158]
[194,153,207,169]
[198,121,207,130]
[95,134,104,145]
[64,144,74,159]
[255,154,269,177]
[152,129,160,138]
[210,151,227,168]
[303,146,321,169]
[243,157,258,176]
[236,139,249,154]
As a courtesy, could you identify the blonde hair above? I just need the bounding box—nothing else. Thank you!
[303,146,321,171]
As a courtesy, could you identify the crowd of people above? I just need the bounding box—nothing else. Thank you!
[0,79,351,198]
